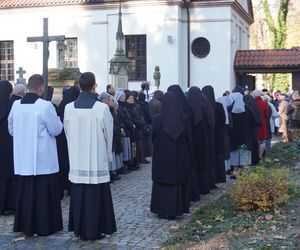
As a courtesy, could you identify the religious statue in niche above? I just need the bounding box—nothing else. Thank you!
[153,66,161,89]
[57,41,66,69]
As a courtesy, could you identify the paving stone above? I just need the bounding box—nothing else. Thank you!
[0,162,234,249]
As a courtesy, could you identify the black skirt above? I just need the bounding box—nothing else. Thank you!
[251,140,260,165]
[14,173,63,236]
[188,168,200,202]
[197,168,210,195]
[215,153,226,183]
[68,182,117,240]
[150,182,190,217]
[0,178,17,213]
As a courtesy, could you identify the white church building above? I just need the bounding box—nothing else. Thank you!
[0,0,253,97]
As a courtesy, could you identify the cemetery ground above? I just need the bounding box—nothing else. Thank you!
[0,140,299,249]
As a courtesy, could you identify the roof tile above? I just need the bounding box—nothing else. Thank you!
[234,48,300,69]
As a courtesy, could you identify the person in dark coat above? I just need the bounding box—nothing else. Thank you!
[124,92,146,167]
[149,90,164,119]
[0,80,15,215]
[8,84,27,109]
[136,92,152,160]
[228,92,255,176]
[187,87,210,194]
[98,92,123,181]
[56,87,80,198]
[232,86,261,165]
[202,85,226,184]
[150,91,190,219]
[288,91,300,128]
[115,91,136,172]
[167,85,199,202]
[217,96,233,175]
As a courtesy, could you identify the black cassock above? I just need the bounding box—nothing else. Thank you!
[167,85,199,202]
[214,102,226,183]
[13,93,62,237]
[150,92,190,217]
[0,83,17,214]
[187,87,210,195]
[202,85,226,185]
[68,92,117,240]
[56,87,80,198]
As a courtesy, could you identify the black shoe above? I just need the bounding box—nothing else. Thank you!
[128,166,139,171]
[226,170,233,175]
[117,167,130,174]
[167,216,176,220]
[140,159,150,164]
[111,174,121,181]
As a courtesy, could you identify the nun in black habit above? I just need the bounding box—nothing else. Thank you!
[187,87,210,195]
[0,80,16,215]
[56,86,80,198]
[202,85,226,184]
[167,85,200,202]
[150,91,190,218]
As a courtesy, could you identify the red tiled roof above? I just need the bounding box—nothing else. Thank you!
[0,0,108,8]
[235,48,300,70]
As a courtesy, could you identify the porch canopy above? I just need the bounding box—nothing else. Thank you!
[234,47,300,74]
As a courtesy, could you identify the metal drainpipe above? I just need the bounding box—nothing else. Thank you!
[184,0,191,88]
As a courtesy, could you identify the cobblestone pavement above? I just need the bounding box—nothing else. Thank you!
[0,163,233,250]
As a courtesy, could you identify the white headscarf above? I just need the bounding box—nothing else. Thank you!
[114,91,125,103]
[217,96,233,125]
[230,92,245,114]
[252,89,262,98]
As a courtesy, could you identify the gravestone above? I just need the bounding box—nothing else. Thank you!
[27,18,65,99]
[48,67,81,97]
[16,67,26,84]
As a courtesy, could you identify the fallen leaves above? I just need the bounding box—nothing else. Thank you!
[12,236,25,243]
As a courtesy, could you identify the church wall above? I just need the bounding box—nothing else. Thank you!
[0,4,183,93]
[230,9,251,91]
[0,1,252,97]
[189,6,233,98]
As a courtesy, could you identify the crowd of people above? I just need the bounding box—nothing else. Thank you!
[0,72,299,241]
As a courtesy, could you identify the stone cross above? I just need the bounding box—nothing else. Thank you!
[16,67,26,84]
[27,18,65,99]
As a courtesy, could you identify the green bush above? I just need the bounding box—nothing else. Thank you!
[229,166,291,212]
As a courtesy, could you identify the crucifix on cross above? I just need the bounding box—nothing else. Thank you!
[27,18,65,99]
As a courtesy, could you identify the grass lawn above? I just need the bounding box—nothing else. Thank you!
[163,142,300,250]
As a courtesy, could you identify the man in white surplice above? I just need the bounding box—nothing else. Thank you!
[64,72,117,241]
[8,74,63,236]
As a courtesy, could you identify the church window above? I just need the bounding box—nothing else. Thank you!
[191,37,210,58]
[65,38,78,68]
[125,35,147,81]
[0,41,14,81]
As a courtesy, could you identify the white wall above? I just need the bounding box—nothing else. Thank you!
[0,1,251,98]
[189,6,233,98]
[230,9,251,90]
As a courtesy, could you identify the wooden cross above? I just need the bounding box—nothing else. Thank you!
[27,18,65,99]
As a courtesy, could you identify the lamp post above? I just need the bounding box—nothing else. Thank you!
[109,0,131,90]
